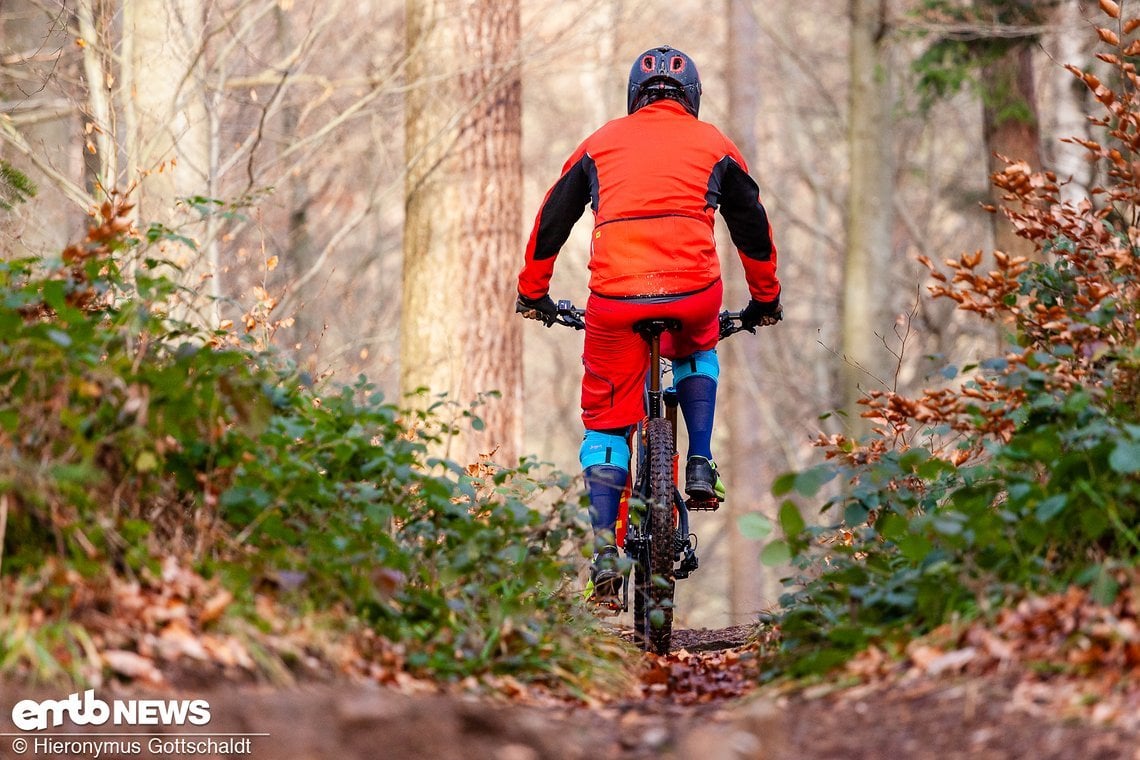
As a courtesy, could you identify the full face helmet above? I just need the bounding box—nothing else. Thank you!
[627,45,702,117]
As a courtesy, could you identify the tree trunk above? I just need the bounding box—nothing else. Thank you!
[842,0,895,431]
[980,42,1042,260]
[722,0,770,624]
[77,0,116,201]
[121,0,213,310]
[1046,0,1092,204]
[402,0,523,466]
[274,4,320,366]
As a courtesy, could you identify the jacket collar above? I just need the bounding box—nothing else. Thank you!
[634,99,694,118]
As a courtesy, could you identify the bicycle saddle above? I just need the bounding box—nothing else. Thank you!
[632,318,682,338]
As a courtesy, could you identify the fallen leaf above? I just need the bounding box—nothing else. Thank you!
[103,650,164,683]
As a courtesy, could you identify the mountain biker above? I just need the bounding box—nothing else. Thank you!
[516,45,783,602]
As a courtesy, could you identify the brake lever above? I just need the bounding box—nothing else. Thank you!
[556,299,586,330]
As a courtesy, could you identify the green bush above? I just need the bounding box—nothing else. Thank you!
[759,13,1140,677]
[0,201,609,685]
[763,378,1140,676]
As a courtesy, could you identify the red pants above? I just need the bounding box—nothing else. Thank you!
[581,281,722,430]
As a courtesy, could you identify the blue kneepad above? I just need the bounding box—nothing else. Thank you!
[672,349,720,384]
[579,429,631,472]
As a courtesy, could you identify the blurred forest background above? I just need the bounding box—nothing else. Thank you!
[0,0,1101,628]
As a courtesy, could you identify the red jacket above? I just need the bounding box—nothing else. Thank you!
[518,99,780,302]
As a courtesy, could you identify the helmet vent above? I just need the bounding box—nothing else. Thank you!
[670,56,686,72]
[641,55,656,73]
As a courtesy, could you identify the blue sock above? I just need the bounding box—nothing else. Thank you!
[583,465,626,544]
[677,375,716,460]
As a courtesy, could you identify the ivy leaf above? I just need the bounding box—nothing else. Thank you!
[1034,494,1068,523]
[47,328,72,347]
[844,501,870,527]
[771,472,796,496]
[793,465,835,497]
[778,500,806,537]
[1108,440,1140,474]
[899,448,930,472]
[896,533,932,562]
[737,512,773,540]
[760,539,792,567]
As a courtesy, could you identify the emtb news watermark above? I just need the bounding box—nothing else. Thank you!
[4,691,264,757]
[11,690,210,731]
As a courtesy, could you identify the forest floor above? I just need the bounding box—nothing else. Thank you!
[4,624,1138,760]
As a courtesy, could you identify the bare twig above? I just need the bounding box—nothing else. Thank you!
[816,334,892,394]
[0,116,93,209]
[879,286,922,393]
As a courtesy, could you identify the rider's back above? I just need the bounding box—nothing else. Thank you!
[570,98,748,299]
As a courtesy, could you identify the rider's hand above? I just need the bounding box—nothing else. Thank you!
[516,293,558,326]
[741,296,783,329]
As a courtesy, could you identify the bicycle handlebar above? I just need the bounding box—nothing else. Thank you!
[550,300,754,340]
[553,300,586,330]
[717,310,755,339]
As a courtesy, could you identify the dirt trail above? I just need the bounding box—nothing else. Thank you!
[2,627,1137,759]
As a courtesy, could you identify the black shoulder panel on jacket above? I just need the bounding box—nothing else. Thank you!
[534,154,598,261]
[706,156,773,262]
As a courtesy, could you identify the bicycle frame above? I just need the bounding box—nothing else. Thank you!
[613,377,684,553]
[549,300,751,651]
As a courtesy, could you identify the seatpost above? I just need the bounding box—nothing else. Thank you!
[646,332,662,419]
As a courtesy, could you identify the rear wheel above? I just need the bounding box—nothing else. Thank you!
[633,417,676,654]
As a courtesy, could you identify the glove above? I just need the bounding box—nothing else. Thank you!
[741,296,783,329]
[516,293,558,326]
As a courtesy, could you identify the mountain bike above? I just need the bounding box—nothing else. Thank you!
[549,300,752,654]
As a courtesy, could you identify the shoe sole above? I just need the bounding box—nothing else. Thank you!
[589,573,623,615]
[588,596,623,616]
[685,484,722,501]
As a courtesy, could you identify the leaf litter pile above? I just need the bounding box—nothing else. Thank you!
[1,557,415,692]
[837,575,1140,732]
[611,578,1139,744]
[639,646,760,706]
[632,626,762,706]
[5,559,1139,749]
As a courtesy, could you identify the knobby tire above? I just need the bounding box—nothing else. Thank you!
[634,417,676,654]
